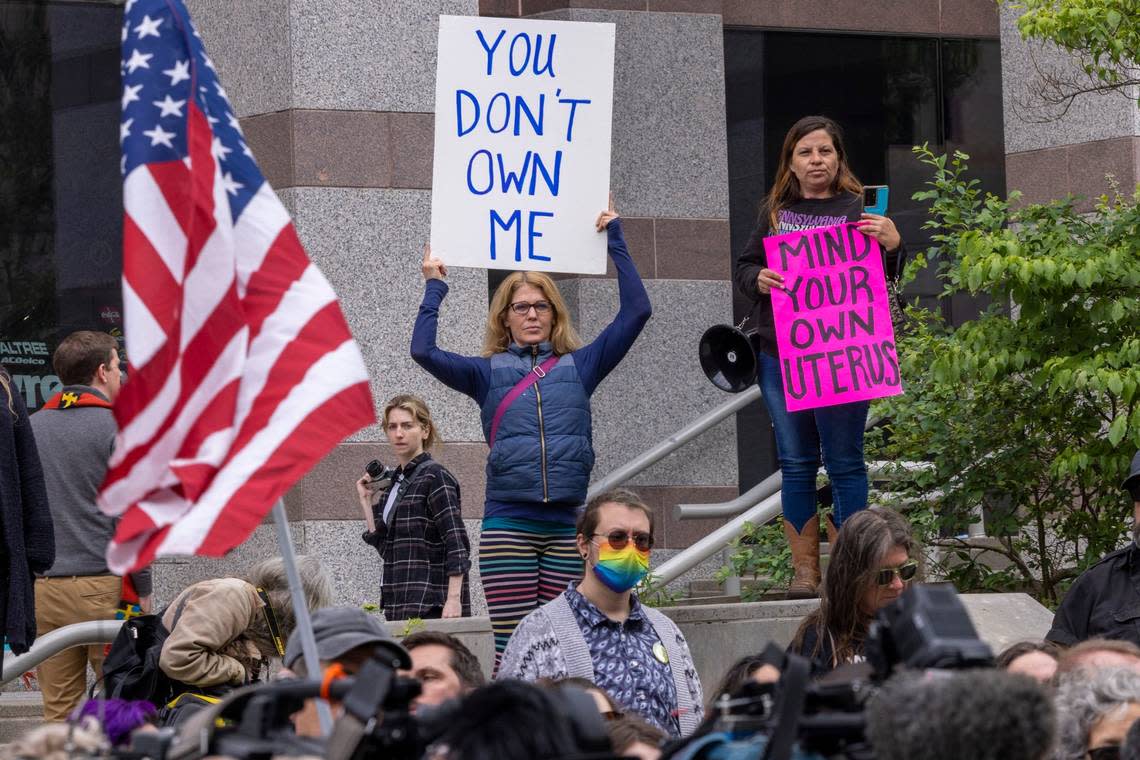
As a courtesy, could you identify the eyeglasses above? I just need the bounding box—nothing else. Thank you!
[1088,746,1121,760]
[508,300,552,316]
[875,559,919,586]
[593,531,654,552]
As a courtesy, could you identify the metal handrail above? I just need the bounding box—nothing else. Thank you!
[586,385,761,501]
[2,620,124,686]
[653,491,784,585]
[659,459,968,586]
[675,471,782,520]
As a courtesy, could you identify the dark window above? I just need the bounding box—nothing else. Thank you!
[724,30,1006,489]
[0,1,123,410]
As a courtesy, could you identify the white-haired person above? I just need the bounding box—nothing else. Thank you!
[156,555,333,724]
[1055,667,1140,760]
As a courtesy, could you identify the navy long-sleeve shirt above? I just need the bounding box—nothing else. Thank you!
[411,219,651,520]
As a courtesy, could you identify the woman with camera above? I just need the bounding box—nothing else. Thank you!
[412,197,652,666]
[733,115,907,599]
[788,506,916,673]
[358,394,471,621]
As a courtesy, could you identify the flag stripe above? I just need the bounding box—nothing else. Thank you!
[121,275,169,371]
[103,327,246,512]
[228,300,353,458]
[157,341,370,554]
[197,381,374,556]
[123,167,188,282]
[234,184,291,299]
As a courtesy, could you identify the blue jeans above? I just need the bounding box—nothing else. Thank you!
[757,351,869,531]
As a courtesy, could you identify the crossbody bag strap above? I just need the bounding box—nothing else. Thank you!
[488,354,560,447]
[255,587,286,658]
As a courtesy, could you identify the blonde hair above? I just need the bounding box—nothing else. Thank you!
[481,272,582,357]
[0,368,14,415]
[382,394,439,451]
[765,115,862,230]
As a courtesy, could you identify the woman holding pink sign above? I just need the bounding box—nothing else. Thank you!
[733,115,906,600]
[412,197,652,667]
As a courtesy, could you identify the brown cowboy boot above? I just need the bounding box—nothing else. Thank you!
[783,515,821,599]
[824,514,840,544]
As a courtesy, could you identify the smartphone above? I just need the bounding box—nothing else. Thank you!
[863,185,889,216]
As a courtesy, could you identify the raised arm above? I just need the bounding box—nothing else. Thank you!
[574,208,653,394]
[410,245,491,405]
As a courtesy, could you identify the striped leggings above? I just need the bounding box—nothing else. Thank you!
[479,525,583,669]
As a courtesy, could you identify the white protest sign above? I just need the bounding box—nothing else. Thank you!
[430,15,615,275]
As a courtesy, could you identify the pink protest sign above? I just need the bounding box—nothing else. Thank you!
[762,222,902,412]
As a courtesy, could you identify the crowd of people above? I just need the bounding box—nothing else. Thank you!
[2,462,1140,758]
[2,113,1139,760]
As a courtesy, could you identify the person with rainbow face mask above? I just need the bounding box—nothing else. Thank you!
[498,489,705,738]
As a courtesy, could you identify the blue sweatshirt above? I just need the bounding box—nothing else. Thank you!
[411,219,652,521]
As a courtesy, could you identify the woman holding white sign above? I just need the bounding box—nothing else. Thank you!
[412,197,651,668]
[733,115,906,600]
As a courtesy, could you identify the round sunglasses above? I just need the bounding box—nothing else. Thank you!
[876,559,919,586]
[592,530,654,552]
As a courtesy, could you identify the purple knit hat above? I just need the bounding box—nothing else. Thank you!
[73,698,157,746]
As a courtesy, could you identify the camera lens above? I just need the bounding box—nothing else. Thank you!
[366,459,384,478]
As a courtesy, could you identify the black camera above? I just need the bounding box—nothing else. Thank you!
[366,459,397,489]
[122,648,423,760]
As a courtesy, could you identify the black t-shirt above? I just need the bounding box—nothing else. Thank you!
[1048,543,1140,646]
[732,193,905,356]
[788,621,866,675]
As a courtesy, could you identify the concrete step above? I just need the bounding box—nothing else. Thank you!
[0,691,43,744]
[670,593,742,606]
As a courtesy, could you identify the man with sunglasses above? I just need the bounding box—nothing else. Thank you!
[499,489,704,738]
[1049,451,1140,649]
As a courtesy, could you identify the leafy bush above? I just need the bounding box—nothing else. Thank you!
[715,519,794,601]
[870,145,1140,605]
[637,573,684,608]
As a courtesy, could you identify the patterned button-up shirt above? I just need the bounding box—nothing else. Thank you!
[361,453,471,621]
[564,585,680,737]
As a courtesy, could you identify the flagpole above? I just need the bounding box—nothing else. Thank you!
[271,499,333,736]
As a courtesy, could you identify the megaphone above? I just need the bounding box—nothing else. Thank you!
[699,324,760,393]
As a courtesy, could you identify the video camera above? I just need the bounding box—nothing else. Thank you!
[120,653,425,760]
[668,583,994,760]
[111,644,616,760]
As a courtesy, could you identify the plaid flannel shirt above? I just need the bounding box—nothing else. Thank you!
[361,452,472,620]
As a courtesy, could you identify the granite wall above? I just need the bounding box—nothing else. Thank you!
[999,5,1140,209]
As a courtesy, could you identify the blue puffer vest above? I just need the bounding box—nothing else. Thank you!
[481,343,594,505]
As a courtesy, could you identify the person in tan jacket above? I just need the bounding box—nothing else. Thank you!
[160,555,333,690]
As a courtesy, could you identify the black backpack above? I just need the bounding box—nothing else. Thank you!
[99,599,188,705]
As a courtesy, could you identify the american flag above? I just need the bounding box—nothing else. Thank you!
[100,0,376,573]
